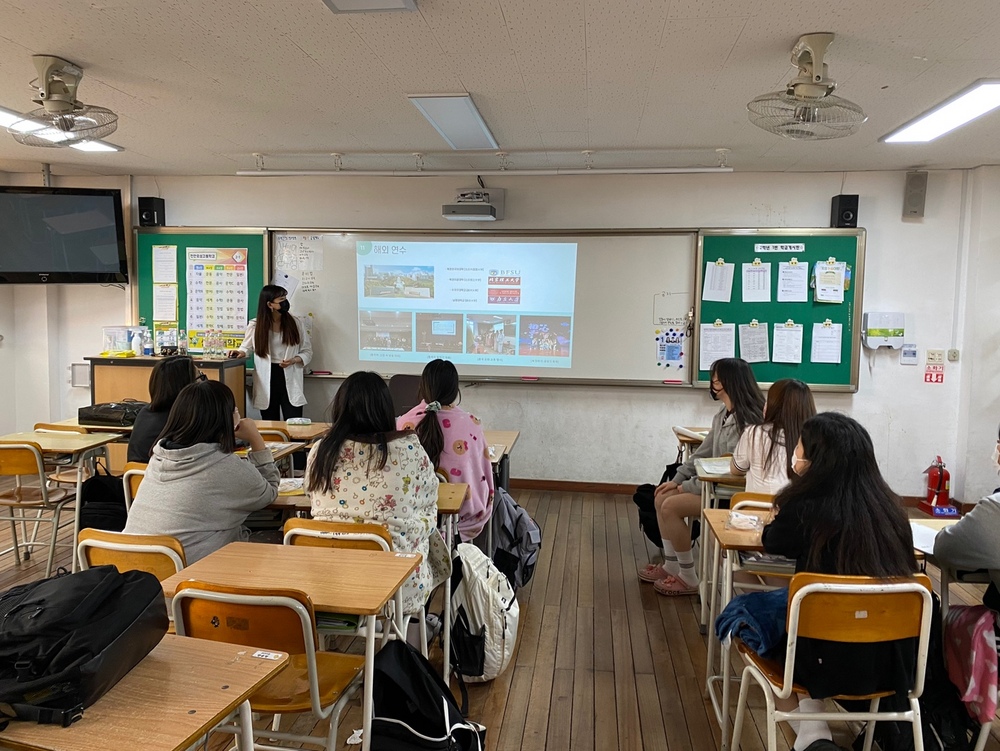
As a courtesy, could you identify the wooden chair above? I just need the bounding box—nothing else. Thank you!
[259,428,291,442]
[32,422,93,486]
[283,518,428,655]
[172,580,364,751]
[730,572,934,751]
[730,491,775,512]
[121,461,147,511]
[0,442,75,577]
[77,528,186,581]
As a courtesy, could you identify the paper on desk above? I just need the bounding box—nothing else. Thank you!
[699,323,736,371]
[772,323,803,364]
[702,262,735,303]
[742,262,771,303]
[278,478,304,496]
[738,323,769,363]
[910,521,940,555]
[698,457,733,475]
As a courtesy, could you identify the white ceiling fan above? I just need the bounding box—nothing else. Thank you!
[5,55,119,148]
[748,32,867,140]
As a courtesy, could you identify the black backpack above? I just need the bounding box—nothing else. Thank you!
[370,639,486,751]
[632,450,683,547]
[0,565,168,728]
[78,462,128,533]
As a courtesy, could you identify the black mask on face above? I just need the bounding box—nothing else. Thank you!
[277,300,290,314]
[709,382,721,401]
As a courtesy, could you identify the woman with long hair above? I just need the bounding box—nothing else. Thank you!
[639,357,765,595]
[759,412,918,750]
[397,359,495,541]
[232,284,313,419]
[306,371,450,615]
[729,378,816,495]
[123,380,279,562]
[127,355,200,462]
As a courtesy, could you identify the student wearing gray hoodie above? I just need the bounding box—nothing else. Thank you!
[123,380,280,563]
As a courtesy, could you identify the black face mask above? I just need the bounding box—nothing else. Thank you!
[709,384,720,401]
[277,300,290,314]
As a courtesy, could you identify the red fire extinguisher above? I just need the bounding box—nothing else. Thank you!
[923,456,950,507]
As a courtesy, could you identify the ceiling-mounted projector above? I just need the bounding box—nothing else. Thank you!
[442,188,504,221]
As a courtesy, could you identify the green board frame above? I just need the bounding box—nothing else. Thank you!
[134,227,268,353]
[694,228,865,392]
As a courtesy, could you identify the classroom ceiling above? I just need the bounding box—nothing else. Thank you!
[0,0,999,177]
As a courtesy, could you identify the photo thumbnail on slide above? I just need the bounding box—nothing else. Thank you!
[356,240,576,368]
[466,315,516,356]
[519,316,572,358]
[416,313,464,354]
[363,264,434,299]
[359,311,413,355]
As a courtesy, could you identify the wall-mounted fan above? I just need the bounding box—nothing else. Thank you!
[748,32,866,140]
[7,55,118,147]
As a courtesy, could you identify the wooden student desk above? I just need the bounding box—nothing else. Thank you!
[160,542,419,751]
[0,634,288,751]
[253,420,331,442]
[485,429,519,490]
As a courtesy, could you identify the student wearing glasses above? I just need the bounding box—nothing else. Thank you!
[127,355,200,462]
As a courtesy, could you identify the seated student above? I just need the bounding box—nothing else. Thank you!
[306,371,450,616]
[397,359,495,541]
[761,412,918,751]
[639,357,765,595]
[933,421,1000,611]
[730,378,816,495]
[123,380,279,563]
[127,355,200,462]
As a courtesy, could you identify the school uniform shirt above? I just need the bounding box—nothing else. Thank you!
[237,317,313,410]
[933,490,1000,610]
[762,497,918,699]
[306,432,450,615]
[126,406,169,463]
[123,441,279,563]
[672,406,742,498]
[731,425,791,496]
[397,401,495,541]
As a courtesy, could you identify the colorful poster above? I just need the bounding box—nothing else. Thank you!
[186,247,249,352]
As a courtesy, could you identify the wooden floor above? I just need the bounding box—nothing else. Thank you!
[2,490,999,750]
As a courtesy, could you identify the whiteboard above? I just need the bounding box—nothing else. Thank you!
[271,230,696,384]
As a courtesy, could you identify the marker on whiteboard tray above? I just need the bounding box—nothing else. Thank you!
[310,370,333,375]
[520,376,539,382]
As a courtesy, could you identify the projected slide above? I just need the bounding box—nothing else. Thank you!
[356,241,577,368]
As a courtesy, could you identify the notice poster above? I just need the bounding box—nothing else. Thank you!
[186,247,249,352]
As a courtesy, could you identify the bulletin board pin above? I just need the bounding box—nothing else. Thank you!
[715,258,725,266]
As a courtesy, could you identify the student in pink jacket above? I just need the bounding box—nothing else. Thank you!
[397,359,495,541]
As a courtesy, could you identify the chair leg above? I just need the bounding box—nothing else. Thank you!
[419,607,429,657]
[235,700,254,751]
[44,506,61,578]
[860,697,879,751]
[7,520,21,565]
[910,696,925,751]
[731,666,755,751]
[973,721,991,751]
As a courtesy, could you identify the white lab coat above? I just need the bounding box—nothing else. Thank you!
[238,317,313,410]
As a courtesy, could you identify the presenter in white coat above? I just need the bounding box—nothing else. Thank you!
[231,284,313,419]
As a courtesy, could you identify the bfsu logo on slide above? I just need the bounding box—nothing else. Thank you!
[487,288,521,305]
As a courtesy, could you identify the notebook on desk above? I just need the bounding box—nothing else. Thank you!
[697,457,733,476]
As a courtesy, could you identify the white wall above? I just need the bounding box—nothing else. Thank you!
[12,168,996,499]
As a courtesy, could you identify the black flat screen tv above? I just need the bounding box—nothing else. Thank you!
[0,186,128,283]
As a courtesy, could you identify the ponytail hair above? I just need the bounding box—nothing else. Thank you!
[414,359,460,465]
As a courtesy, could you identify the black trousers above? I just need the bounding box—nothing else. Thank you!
[260,364,304,421]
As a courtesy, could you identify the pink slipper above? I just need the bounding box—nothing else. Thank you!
[653,575,699,596]
[638,563,669,582]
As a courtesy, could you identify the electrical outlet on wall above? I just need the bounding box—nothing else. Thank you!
[947,349,960,362]
[926,349,945,364]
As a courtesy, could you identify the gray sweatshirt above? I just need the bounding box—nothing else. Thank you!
[933,491,1000,589]
[673,406,742,495]
[123,442,280,563]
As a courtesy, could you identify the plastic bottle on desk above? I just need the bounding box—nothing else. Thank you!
[178,329,188,356]
[131,329,143,356]
[143,329,154,356]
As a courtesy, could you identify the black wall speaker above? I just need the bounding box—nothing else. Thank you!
[903,171,928,218]
[138,196,166,227]
[830,194,859,228]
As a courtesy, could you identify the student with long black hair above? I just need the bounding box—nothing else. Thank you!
[639,357,765,595]
[397,359,494,541]
[232,284,312,419]
[760,412,918,751]
[730,378,816,495]
[306,371,450,615]
[127,355,200,462]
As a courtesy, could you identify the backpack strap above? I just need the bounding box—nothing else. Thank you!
[0,699,84,728]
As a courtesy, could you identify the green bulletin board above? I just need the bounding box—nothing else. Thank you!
[695,229,865,392]
[134,228,268,354]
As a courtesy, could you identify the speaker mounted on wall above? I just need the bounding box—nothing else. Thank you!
[830,194,859,228]
[138,196,166,227]
[903,171,928,219]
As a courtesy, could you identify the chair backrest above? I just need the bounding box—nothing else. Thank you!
[731,491,775,515]
[283,518,392,551]
[77,528,186,581]
[33,422,87,434]
[785,572,933,698]
[388,374,421,417]
[122,462,147,510]
[259,429,291,442]
[435,468,449,484]
[0,442,47,480]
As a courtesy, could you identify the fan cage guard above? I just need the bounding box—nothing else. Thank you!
[8,105,118,147]
[748,92,867,140]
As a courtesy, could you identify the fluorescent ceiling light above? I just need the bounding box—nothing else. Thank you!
[883,79,1000,143]
[409,95,499,150]
[321,0,416,12]
[70,140,123,152]
[0,106,23,129]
